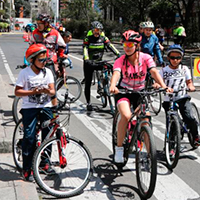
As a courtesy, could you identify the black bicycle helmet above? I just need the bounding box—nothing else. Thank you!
[91,21,103,30]
[36,14,51,23]
[167,44,184,56]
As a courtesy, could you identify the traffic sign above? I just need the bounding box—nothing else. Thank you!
[193,57,200,77]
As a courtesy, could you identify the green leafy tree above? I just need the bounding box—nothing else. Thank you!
[14,0,31,18]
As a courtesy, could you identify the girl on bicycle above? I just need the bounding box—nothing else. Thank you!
[15,44,55,181]
[160,44,200,147]
[109,30,169,163]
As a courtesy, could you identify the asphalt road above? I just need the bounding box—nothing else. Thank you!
[0,33,200,200]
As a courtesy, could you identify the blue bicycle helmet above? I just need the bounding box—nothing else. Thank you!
[167,44,184,56]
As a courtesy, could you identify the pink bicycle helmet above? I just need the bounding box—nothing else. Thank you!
[121,30,142,43]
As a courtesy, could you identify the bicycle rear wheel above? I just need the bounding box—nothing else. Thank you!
[188,102,200,148]
[165,115,181,169]
[56,76,82,104]
[146,77,162,115]
[33,136,93,198]
[12,96,22,124]
[136,125,157,199]
[12,119,23,172]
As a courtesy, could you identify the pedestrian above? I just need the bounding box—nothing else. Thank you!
[15,44,55,182]
[173,23,186,46]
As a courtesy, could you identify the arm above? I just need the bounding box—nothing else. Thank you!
[110,70,120,94]
[150,67,167,88]
[105,36,120,57]
[83,36,89,60]
[15,83,55,97]
[186,79,195,91]
[154,37,163,65]
[57,32,66,58]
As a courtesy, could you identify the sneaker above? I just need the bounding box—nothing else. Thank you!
[169,149,175,158]
[194,136,200,147]
[114,146,124,163]
[87,104,93,111]
[39,162,55,174]
[81,78,85,84]
[23,170,34,182]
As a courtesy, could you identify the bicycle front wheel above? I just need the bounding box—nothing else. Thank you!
[188,102,200,148]
[12,96,22,124]
[136,125,157,199]
[56,76,82,104]
[12,119,23,172]
[33,136,93,198]
[165,115,181,169]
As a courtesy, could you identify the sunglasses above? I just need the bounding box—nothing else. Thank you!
[169,56,182,60]
[123,42,136,48]
[37,58,47,63]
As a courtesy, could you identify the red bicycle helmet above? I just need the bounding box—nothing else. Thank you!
[26,44,47,62]
[121,30,142,43]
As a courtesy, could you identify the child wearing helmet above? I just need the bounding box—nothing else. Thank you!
[160,44,200,147]
[109,30,169,163]
[15,44,55,182]
[140,21,164,67]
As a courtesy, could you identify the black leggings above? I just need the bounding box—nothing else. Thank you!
[83,61,103,104]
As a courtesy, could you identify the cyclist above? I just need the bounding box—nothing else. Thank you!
[60,31,73,68]
[109,30,169,163]
[159,44,200,147]
[15,44,55,181]
[138,22,145,35]
[83,20,120,111]
[140,21,164,66]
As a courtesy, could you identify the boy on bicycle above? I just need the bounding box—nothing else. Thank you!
[159,44,200,147]
[109,30,169,163]
[15,44,55,181]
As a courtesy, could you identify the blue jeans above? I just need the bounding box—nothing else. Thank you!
[20,107,53,171]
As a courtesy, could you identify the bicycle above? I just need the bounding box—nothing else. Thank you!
[12,59,82,124]
[164,88,200,169]
[93,60,115,115]
[12,92,93,198]
[112,87,166,199]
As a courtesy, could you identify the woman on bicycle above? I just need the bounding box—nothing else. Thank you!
[160,44,200,147]
[109,30,169,163]
[15,44,55,181]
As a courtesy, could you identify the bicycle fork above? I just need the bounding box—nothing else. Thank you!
[56,128,67,168]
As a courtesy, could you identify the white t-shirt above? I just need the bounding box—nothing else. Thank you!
[159,64,191,101]
[15,67,54,109]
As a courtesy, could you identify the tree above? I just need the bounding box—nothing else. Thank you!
[14,0,31,18]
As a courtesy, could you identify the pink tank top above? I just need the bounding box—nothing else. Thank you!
[113,52,156,90]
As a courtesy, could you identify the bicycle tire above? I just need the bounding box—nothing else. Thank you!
[188,102,200,149]
[136,125,157,199]
[146,77,162,115]
[105,76,115,114]
[32,135,93,198]
[12,119,23,172]
[56,76,82,104]
[112,111,129,169]
[12,96,22,124]
[165,115,181,169]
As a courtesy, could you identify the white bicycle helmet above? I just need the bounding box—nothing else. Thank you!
[139,22,145,28]
[143,21,154,29]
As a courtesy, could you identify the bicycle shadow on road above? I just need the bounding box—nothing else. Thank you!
[0,163,22,181]
[92,157,143,200]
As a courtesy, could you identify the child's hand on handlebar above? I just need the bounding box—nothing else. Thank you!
[110,85,119,94]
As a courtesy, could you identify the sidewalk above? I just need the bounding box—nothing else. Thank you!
[0,74,39,200]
